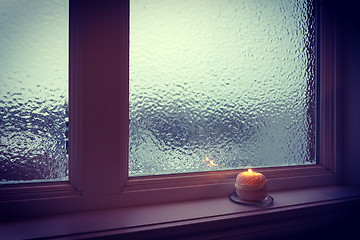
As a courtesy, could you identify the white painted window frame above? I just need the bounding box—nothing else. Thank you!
[0,0,342,219]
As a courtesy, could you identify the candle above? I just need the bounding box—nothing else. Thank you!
[235,169,268,202]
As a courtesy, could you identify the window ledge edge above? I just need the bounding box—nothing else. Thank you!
[2,184,360,239]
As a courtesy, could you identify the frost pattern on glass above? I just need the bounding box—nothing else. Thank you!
[0,0,69,182]
[129,0,316,176]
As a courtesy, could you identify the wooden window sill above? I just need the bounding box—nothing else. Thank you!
[1,185,360,239]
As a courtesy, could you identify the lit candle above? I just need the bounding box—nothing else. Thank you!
[235,169,268,202]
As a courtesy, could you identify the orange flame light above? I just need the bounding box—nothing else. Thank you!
[248,169,254,174]
[203,157,218,167]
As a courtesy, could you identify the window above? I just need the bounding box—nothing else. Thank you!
[129,0,317,176]
[0,0,341,219]
[0,0,69,183]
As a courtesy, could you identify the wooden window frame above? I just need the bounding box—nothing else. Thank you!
[0,0,342,219]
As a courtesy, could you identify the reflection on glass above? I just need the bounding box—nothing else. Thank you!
[0,0,69,183]
[129,0,316,176]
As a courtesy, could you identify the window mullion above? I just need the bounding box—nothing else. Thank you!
[71,0,127,196]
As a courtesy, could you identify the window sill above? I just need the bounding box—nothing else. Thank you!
[1,185,360,239]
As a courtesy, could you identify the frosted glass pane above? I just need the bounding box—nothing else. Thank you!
[0,0,69,183]
[129,0,316,176]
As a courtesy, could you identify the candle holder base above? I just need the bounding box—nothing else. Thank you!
[229,191,273,207]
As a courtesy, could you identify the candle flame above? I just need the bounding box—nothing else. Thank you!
[248,169,253,174]
[203,157,218,167]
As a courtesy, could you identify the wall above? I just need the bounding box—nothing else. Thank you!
[339,0,360,186]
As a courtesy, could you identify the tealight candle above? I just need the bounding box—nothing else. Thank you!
[235,169,268,202]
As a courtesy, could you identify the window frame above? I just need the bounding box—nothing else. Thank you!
[0,0,342,219]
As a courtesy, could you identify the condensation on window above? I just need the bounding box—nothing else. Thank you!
[0,0,69,183]
[129,0,317,176]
